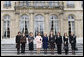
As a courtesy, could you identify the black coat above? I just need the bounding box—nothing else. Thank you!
[63,36,68,46]
[69,35,76,50]
[69,35,76,44]
[63,36,68,50]
[55,36,62,45]
[49,35,55,43]
[49,35,55,49]
[16,35,21,43]
[16,35,21,48]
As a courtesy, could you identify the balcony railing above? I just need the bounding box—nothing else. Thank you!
[14,1,64,9]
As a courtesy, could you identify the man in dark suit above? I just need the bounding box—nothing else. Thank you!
[55,32,62,54]
[16,32,21,54]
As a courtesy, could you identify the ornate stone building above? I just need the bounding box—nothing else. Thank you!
[1,1,83,39]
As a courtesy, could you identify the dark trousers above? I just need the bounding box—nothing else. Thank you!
[21,43,25,53]
[65,50,68,54]
[44,49,47,54]
[16,43,20,54]
[71,44,75,54]
[57,45,62,54]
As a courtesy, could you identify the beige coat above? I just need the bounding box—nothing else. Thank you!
[35,36,42,48]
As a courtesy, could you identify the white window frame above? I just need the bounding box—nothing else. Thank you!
[20,15,29,35]
[67,1,75,8]
[50,15,59,34]
[3,15,10,38]
[34,15,44,36]
[68,15,75,34]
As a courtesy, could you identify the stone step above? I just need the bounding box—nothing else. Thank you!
[1,47,83,50]
[1,44,83,46]
[1,45,83,48]
[1,53,83,56]
[1,50,83,53]
[1,49,83,52]
[1,48,83,51]
[1,44,83,54]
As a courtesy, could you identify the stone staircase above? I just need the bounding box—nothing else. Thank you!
[1,43,83,56]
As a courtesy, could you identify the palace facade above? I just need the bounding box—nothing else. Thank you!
[1,1,83,39]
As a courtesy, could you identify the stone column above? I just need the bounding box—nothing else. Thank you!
[75,19,83,38]
[75,20,78,37]
[44,12,49,36]
[63,19,68,35]
[29,13,34,33]
[10,17,15,38]
[59,13,63,36]
[14,12,20,36]
[59,12,68,36]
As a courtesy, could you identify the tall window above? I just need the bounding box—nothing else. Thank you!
[20,15,29,36]
[81,1,83,8]
[68,15,75,36]
[3,15,10,38]
[4,1,11,7]
[19,1,30,7]
[67,1,75,8]
[34,15,44,36]
[34,1,45,7]
[50,15,59,35]
[48,1,59,8]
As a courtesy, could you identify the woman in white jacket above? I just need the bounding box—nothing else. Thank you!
[35,32,42,54]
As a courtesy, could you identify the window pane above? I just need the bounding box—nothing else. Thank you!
[68,15,75,34]
[34,15,44,36]
[4,1,11,7]
[67,1,74,8]
[20,15,29,34]
[50,15,59,34]
[3,15,10,38]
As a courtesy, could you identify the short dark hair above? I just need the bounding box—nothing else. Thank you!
[18,32,21,34]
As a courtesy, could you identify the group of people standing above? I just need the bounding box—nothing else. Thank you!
[15,31,77,55]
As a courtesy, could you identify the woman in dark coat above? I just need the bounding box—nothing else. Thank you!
[28,32,34,54]
[55,32,62,54]
[20,33,27,54]
[42,33,48,54]
[69,32,76,55]
[63,33,69,55]
[49,31,55,54]
[15,32,21,54]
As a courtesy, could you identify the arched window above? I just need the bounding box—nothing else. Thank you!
[50,15,59,35]
[34,15,44,36]
[3,15,10,38]
[68,15,75,36]
[20,15,29,36]
[67,1,74,8]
